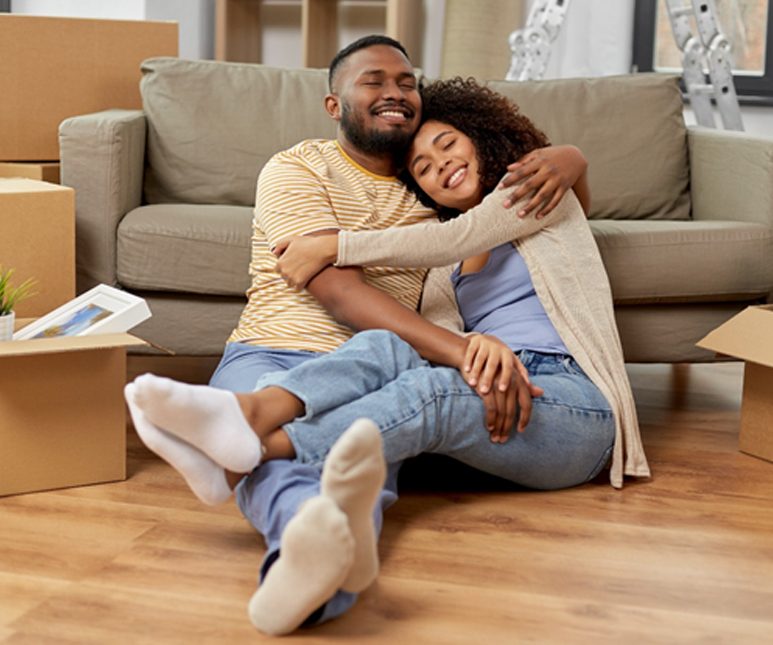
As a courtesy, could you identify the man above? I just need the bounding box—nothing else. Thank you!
[127,35,587,635]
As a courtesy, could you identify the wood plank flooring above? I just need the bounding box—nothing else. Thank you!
[1,360,772,644]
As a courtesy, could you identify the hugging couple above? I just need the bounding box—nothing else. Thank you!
[125,35,650,636]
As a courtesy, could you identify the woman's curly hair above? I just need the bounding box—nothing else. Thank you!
[400,77,550,220]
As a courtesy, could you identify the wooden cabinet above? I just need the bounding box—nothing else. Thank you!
[215,0,417,68]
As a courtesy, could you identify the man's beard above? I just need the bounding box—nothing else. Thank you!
[340,103,414,157]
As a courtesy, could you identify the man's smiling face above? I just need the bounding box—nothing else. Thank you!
[330,44,421,157]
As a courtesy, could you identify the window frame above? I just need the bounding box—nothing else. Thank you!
[632,0,773,105]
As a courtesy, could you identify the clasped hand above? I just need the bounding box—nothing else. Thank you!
[272,232,338,289]
[499,144,586,218]
[460,334,543,443]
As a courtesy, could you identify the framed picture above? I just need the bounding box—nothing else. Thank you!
[14,284,151,341]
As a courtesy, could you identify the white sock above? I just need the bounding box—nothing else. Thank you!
[124,384,232,506]
[131,373,263,474]
[321,418,386,593]
[248,496,354,636]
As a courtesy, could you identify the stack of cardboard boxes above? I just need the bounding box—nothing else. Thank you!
[0,14,177,496]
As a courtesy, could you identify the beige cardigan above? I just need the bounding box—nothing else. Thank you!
[337,188,650,488]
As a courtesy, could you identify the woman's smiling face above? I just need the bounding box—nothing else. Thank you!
[407,120,484,212]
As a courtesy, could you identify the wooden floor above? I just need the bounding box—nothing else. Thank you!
[2,360,772,644]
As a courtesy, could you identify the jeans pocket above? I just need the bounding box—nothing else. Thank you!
[561,356,587,378]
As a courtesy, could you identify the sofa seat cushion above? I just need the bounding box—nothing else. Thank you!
[590,219,773,303]
[117,204,252,295]
[117,206,773,305]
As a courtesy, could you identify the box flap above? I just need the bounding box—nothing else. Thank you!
[696,306,773,367]
[0,333,147,357]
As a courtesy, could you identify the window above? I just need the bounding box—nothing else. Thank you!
[633,0,773,104]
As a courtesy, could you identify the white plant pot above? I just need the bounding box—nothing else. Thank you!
[0,311,15,342]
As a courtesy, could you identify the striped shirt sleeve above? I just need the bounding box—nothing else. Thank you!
[256,154,341,248]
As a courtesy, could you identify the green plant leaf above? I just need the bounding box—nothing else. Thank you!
[0,266,37,316]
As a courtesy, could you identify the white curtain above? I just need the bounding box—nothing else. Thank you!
[540,0,636,79]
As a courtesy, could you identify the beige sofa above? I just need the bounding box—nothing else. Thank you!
[59,57,773,361]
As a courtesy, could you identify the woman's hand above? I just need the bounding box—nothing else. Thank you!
[461,334,544,441]
[463,334,518,393]
[273,232,339,289]
[499,144,588,218]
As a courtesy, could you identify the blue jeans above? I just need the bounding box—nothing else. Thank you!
[211,331,615,626]
[257,330,616,490]
[209,341,397,626]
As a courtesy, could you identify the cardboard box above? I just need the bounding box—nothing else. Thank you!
[0,162,60,184]
[697,305,773,462]
[0,14,178,161]
[0,178,75,317]
[0,330,146,497]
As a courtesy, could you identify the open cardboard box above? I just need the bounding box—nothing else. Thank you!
[0,321,146,497]
[697,305,773,463]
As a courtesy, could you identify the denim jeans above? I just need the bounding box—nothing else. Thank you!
[211,332,615,627]
[210,342,399,626]
[257,330,616,490]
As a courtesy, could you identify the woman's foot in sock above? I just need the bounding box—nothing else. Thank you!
[131,373,263,474]
[124,384,232,505]
[247,496,355,636]
[321,418,386,593]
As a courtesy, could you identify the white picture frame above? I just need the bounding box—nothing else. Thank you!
[13,284,151,341]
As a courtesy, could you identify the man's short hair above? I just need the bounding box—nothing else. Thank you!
[328,34,410,92]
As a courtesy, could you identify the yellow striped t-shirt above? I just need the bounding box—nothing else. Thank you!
[229,139,436,353]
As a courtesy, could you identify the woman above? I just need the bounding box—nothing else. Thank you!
[126,76,651,638]
[272,77,650,489]
[127,78,648,505]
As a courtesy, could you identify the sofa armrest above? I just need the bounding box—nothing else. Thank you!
[59,109,146,291]
[689,125,773,227]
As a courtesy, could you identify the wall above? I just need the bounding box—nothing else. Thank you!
[684,105,773,138]
[543,0,635,79]
[9,0,773,135]
[145,0,214,60]
[11,0,145,19]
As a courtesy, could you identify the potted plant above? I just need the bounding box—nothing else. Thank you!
[0,267,36,341]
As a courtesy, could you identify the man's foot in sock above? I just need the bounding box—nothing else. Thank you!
[248,496,355,636]
[124,384,232,505]
[131,373,263,474]
[321,418,386,593]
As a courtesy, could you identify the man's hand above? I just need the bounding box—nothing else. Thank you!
[273,232,339,289]
[499,144,588,218]
[460,334,544,442]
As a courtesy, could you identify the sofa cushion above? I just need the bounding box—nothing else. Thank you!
[140,57,336,207]
[118,204,772,306]
[488,74,690,221]
[117,204,253,295]
[590,219,773,303]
